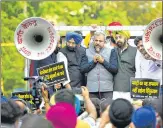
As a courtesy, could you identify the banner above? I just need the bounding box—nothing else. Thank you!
[12,91,33,101]
[130,78,160,99]
[37,61,68,85]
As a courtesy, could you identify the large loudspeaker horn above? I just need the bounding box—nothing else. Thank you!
[142,18,163,60]
[14,17,57,60]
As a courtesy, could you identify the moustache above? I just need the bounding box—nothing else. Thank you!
[95,45,101,47]
[116,41,123,44]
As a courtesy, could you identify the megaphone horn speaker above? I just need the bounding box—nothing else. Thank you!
[142,18,163,60]
[14,17,57,60]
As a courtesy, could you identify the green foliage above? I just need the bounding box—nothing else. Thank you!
[1,1,162,97]
[1,46,25,96]
[116,1,162,25]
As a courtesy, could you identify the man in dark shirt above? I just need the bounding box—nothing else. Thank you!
[112,30,137,102]
[60,32,86,90]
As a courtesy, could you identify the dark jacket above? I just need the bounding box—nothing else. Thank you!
[60,46,87,88]
[114,45,137,92]
[30,53,57,76]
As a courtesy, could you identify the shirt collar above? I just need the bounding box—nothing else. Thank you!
[121,43,129,53]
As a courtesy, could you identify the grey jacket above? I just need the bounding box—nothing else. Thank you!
[85,43,118,92]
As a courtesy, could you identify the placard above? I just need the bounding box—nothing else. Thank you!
[130,78,160,99]
[12,91,33,101]
[37,61,68,85]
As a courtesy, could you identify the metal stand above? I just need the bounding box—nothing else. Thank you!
[24,58,30,91]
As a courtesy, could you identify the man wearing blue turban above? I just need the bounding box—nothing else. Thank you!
[65,32,83,51]
[60,32,87,90]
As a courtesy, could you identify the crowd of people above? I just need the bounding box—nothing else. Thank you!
[1,22,162,128]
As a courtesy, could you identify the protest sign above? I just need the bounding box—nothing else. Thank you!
[12,91,33,101]
[130,78,160,99]
[37,61,68,85]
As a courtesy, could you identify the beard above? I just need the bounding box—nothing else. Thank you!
[116,39,128,48]
[67,45,75,52]
[116,41,124,48]
[94,45,101,53]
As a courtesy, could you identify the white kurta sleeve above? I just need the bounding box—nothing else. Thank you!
[135,50,142,78]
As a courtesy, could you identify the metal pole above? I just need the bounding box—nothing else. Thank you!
[24,58,30,91]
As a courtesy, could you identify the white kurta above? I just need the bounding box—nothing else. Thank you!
[135,51,162,84]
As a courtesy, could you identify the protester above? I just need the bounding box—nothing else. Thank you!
[81,31,118,99]
[29,33,71,95]
[41,84,97,128]
[109,98,134,128]
[46,102,77,128]
[11,97,30,116]
[134,36,162,84]
[91,97,113,128]
[142,96,163,127]
[112,29,137,101]
[132,105,156,128]
[60,32,87,89]
[1,100,24,128]
[106,22,122,49]
[20,113,53,128]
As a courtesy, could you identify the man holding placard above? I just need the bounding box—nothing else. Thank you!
[30,38,71,94]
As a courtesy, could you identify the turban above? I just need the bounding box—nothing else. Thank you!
[132,106,156,128]
[112,30,131,40]
[50,93,81,115]
[46,102,77,128]
[108,22,122,35]
[109,98,134,128]
[65,32,83,44]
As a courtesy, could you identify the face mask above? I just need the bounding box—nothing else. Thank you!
[67,45,75,51]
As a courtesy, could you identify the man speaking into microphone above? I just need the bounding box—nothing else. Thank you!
[81,31,118,99]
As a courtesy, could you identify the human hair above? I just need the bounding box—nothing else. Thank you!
[55,89,75,106]
[1,99,24,124]
[94,31,107,42]
[134,36,142,46]
[20,113,53,128]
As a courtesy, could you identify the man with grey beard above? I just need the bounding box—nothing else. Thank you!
[81,31,118,99]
